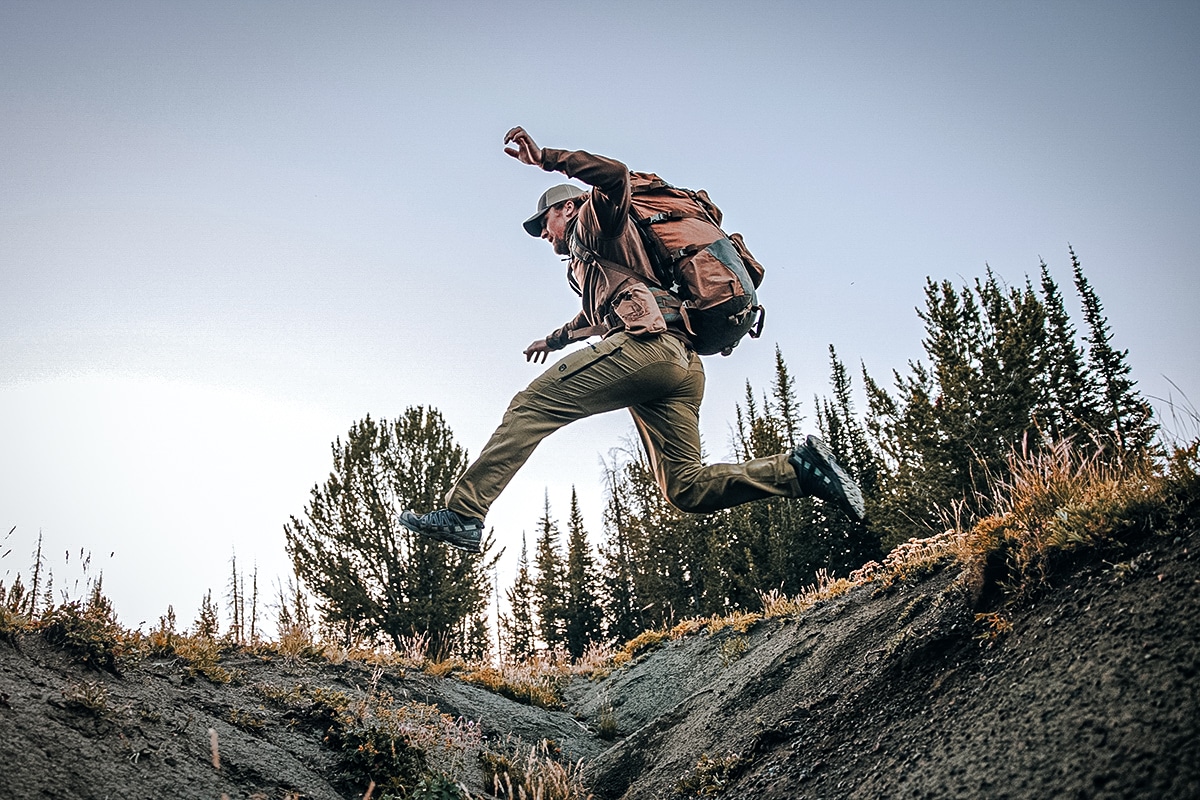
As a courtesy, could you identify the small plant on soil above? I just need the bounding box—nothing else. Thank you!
[718,635,748,666]
[974,611,1014,646]
[174,635,233,683]
[224,705,268,734]
[406,772,468,799]
[39,586,128,674]
[61,678,110,716]
[673,751,748,798]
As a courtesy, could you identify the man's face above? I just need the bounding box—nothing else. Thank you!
[541,200,576,256]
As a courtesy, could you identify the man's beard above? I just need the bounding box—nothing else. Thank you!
[552,216,577,256]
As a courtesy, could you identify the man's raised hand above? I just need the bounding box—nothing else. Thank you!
[504,126,543,166]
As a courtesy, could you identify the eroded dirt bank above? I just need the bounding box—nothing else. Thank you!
[578,526,1199,799]
[2,526,1197,799]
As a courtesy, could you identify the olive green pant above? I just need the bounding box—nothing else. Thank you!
[446,332,803,520]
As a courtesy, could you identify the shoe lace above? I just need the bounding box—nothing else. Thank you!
[426,509,463,527]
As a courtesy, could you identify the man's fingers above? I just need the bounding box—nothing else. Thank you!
[523,340,551,363]
[504,126,525,143]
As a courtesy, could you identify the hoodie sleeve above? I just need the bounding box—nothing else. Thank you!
[539,147,630,239]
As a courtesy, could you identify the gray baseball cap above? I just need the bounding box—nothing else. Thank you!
[523,183,587,236]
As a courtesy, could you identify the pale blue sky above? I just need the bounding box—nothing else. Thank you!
[2,1,1197,630]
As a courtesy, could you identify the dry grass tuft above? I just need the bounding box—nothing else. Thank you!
[483,738,593,800]
[454,647,608,709]
[459,661,564,709]
[668,617,707,639]
[953,440,1178,603]
[622,629,669,659]
[754,568,859,621]
[973,612,1014,646]
[706,610,762,636]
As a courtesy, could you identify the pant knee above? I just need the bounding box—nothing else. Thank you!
[661,468,708,513]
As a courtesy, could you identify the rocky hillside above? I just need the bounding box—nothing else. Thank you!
[2,520,1197,799]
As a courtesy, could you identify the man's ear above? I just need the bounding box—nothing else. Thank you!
[563,199,580,218]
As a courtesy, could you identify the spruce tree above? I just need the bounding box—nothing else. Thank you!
[599,462,640,644]
[1071,247,1157,458]
[974,270,1046,464]
[815,346,882,571]
[1037,259,1102,444]
[533,494,567,650]
[502,534,536,661]
[194,589,219,639]
[822,345,880,496]
[563,488,604,659]
[771,345,801,447]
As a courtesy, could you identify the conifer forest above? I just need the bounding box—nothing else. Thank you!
[285,249,1163,661]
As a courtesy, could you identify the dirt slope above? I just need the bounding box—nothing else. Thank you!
[1,525,1197,799]
[576,526,1200,799]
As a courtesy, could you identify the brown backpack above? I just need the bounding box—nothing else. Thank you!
[574,172,766,355]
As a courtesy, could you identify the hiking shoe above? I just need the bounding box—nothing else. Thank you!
[790,435,866,522]
[398,509,484,553]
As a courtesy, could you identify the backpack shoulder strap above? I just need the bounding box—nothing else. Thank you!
[568,234,665,291]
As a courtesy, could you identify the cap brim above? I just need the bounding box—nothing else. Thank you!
[522,210,548,237]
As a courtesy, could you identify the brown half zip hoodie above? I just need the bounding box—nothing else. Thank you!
[540,148,683,348]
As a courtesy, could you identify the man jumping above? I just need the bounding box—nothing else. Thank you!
[398,127,864,552]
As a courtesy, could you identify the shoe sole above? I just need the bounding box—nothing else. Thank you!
[806,435,866,522]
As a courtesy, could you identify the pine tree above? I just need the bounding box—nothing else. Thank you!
[285,408,499,655]
[249,565,259,645]
[1037,259,1102,444]
[533,494,567,650]
[771,345,801,447]
[194,589,219,639]
[974,270,1046,464]
[502,534,536,661]
[608,449,714,625]
[822,345,880,495]
[563,488,604,659]
[920,278,988,504]
[599,462,640,644]
[463,610,491,662]
[1071,247,1157,458]
[28,533,45,617]
[815,346,882,572]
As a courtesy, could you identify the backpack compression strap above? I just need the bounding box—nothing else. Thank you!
[567,235,687,331]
